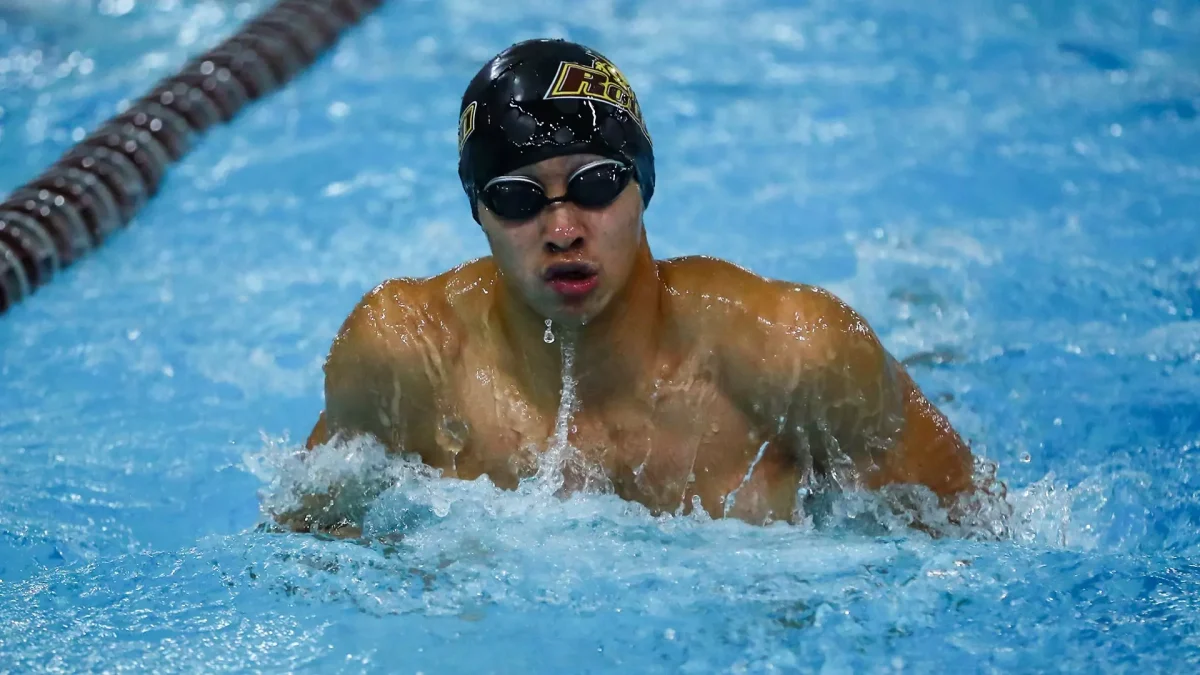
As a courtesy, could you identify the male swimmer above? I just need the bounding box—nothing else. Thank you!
[281,39,978,534]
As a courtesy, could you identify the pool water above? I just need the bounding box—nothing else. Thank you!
[2,0,1199,672]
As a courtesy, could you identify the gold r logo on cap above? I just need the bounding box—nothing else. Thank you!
[543,57,650,143]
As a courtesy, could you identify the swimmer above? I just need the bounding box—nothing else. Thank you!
[281,39,979,534]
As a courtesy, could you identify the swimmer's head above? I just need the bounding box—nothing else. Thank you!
[458,40,655,323]
[457,39,655,223]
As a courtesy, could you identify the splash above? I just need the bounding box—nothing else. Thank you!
[791,454,1014,540]
[242,323,1077,548]
[524,337,580,495]
[247,417,1140,561]
[244,432,398,532]
[246,334,599,534]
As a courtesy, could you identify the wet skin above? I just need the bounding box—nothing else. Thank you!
[288,154,975,532]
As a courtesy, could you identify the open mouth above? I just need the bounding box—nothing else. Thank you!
[544,262,597,282]
[543,262,599,298]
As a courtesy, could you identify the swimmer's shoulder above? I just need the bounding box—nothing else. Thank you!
[333,258,495,363]
[657,255,767,316]
[657,255,842,322]
[657,255,873,364]
[435,256,499,316]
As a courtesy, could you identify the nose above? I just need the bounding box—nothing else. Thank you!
[542,204,585,254]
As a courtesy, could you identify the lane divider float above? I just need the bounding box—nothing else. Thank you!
[0,0,384,314]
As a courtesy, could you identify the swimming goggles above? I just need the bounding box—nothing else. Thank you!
[480,159,633,221]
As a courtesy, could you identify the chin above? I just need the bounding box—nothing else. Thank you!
[545,303,594,325]
[544,295,607,327]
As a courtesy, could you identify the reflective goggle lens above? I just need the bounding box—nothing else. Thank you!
[481,160,632,221]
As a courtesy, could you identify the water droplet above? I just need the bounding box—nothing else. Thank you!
[1020,452,1031,463]
[543,318,555,344]
[438,417,469,457]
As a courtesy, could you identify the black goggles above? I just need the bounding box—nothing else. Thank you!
[479,159,633,221]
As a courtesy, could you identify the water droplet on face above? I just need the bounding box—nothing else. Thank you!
[543,318,555,344]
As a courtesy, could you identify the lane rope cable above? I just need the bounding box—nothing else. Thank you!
[0,0,385,315]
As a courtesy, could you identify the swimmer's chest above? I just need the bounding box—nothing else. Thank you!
[424,351,799,520]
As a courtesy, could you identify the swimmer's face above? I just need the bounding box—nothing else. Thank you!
[478,153,644,324]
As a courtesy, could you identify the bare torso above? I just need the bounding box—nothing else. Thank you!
[303,256,974,529]
[394,258,807,522]
[437,331,801,522]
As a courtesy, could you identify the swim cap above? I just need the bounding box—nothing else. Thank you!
[457,39,655,222]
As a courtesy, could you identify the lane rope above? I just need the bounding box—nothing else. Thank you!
[0,0,384,314]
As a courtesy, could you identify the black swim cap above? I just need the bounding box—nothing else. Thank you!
[457,39,655,222]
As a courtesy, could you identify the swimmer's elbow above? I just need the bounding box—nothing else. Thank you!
[867,379,975,500]
[803,312,973,499]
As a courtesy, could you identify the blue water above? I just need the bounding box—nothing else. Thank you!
[2,0,1199,671]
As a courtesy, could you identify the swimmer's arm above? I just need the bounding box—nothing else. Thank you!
[305,410,330,450]
[838,353,976,500]
[780,287,974,500]
[280,412,363,537]
[274,280,439,535]
[321,279,440,452]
